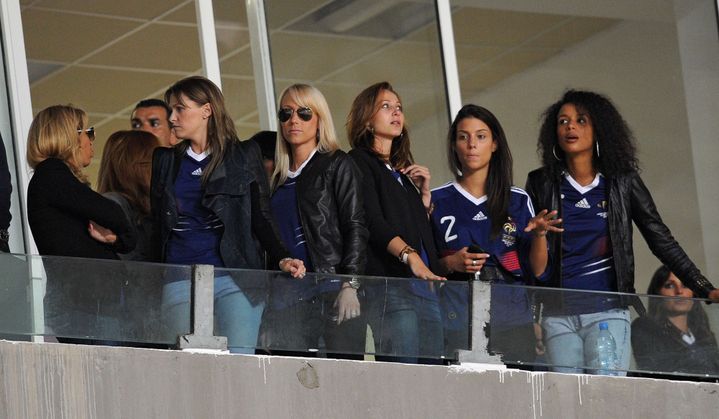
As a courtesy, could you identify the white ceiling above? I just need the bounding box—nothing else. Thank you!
[19,0,618,181]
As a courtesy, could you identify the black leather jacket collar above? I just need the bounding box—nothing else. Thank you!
[288,150,368,276]
[525,166,714,298]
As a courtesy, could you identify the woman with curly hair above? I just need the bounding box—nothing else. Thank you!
[631,266,719,377]
[525,90,718,374]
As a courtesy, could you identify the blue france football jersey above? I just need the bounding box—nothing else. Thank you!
[557,173,618,315]
[431,182,540,331]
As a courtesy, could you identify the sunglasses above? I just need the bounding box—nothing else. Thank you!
[77,127,95,141]
[278,107,313,123]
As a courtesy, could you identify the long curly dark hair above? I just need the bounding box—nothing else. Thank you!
[537,90,638,177]
[447,104,513,238]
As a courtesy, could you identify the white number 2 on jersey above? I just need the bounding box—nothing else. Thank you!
[440,216,458,242]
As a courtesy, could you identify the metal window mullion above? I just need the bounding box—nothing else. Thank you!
[195,0,222,89]
[1,0,43,342]
[246,0,276,131]
[436,0,462,122]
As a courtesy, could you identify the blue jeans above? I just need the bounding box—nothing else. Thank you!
[542,308,631,375]
[161,275,265,354]
[368,285,444,364]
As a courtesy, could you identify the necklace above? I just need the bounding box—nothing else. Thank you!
[681,330,696,345]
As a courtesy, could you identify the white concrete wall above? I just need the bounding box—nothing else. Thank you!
[676,0,719,282]
[0,341,717,419]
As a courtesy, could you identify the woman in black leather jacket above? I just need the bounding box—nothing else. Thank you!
[151,76,304,353]
[525,90,718,374]
[262,84,368,356]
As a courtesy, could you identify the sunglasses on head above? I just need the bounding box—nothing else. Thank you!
[77,127,95,141]
[278,107,313,123]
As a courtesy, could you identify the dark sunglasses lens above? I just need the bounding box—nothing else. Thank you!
[88,128,95,140]
[297,108,313,121]
[278,109,292,122]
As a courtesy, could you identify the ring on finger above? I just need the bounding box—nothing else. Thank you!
[472,259,477,266]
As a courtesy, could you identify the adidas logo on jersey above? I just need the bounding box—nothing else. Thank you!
[473,211,487,221]
[575,198,590,209]
[191,167,203,176]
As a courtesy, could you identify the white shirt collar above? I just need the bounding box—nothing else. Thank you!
[287,148,318,179]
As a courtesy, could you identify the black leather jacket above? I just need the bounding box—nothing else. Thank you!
[292,150,367,276]
[525,166,714,298]
[151,140,289,276]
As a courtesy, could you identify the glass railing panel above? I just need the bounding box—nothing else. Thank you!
[216,267,470,361]
[487,283,719,379]
[0,253,191,346]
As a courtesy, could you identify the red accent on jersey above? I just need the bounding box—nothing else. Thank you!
[500,250,521,273]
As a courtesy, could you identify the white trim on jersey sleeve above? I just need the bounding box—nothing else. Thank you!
[510,186,535,217]
[430,181,454,193]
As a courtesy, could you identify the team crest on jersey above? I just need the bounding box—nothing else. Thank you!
[597,200,608,209]
[502,219,517,247]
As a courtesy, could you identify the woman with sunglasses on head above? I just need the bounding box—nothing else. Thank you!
[431,104,560,362]
[27,105,136,342]
[151,76,304,354]
[631,266,719,378]
[261,84,367,357]
[347,81,444,363]
[525,90,719,374]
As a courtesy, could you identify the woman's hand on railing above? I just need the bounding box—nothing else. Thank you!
[334,283,360,325]
[88,221,117,244]
[279,258,306,278]
[407,252,445,281]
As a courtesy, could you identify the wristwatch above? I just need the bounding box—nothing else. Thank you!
[346,277,361,290]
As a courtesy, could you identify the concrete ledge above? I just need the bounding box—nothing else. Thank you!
[0,340,716,418]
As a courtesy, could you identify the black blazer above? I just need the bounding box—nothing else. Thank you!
[348,148,439,278]
[27,158,136,259]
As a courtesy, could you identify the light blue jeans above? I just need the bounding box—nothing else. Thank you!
[161,275,264,354]
[542,308,631,375]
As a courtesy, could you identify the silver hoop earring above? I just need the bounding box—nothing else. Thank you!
[595,141,600,158]
[552,145,561,161]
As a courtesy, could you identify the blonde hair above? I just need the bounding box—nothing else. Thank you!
[271,84,339,190]
[27,104,90,183]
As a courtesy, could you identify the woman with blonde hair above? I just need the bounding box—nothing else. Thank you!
[262,84,367,356]
[151,76,304,353]
[27,104,136,342]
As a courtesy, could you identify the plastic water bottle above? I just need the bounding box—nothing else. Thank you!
[595,322,619,376]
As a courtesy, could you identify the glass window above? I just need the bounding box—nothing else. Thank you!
[212,0,260,140]
[265,0,452,181]
[21,0,203,184]
[450,0,719,291]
